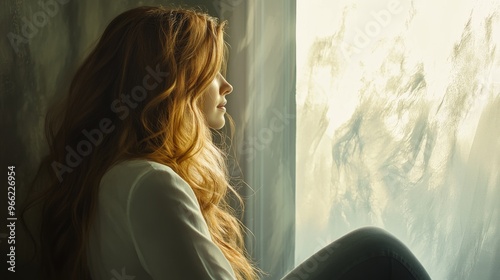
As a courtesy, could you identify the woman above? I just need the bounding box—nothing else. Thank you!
[22,6,431,280]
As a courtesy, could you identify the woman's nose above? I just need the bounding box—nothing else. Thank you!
[220,75,233,95]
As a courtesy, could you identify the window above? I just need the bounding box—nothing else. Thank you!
[296,0,500,279]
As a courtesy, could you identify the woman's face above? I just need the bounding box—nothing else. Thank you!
[201,72,233,129]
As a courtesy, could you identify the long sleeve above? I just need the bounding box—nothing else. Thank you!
[127,168,237,280]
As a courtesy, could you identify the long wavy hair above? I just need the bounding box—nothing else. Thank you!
[21,6,265,280]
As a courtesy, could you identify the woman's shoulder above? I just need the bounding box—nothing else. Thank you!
[102,159,178,183]
[107,158,175,173]
[99,159,188,201]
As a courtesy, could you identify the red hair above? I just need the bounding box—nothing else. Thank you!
[22,6,265,280]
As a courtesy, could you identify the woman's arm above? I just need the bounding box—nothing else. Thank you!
[127,168,237,280]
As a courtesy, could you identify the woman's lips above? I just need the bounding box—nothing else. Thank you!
[217,101,227,109]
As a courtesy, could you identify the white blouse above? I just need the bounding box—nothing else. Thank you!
[87,159,237,280]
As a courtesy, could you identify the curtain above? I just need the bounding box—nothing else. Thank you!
[222,1,297,279]
[296,0,500,279]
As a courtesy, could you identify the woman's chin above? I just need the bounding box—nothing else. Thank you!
[209,119,225,130]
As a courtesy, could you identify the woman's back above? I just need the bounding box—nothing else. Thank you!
[87,159,237,279]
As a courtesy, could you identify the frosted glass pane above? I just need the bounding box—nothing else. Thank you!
[296,0,500,279]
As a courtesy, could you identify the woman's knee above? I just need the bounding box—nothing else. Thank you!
[303,226,404,266]
[346,226,393,238]
[337,227,430,279]
[341,226,403,248]
[330,226,416,262]
[283,227,430,280]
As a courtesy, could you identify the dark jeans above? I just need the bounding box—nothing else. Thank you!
[280,227,431,280]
